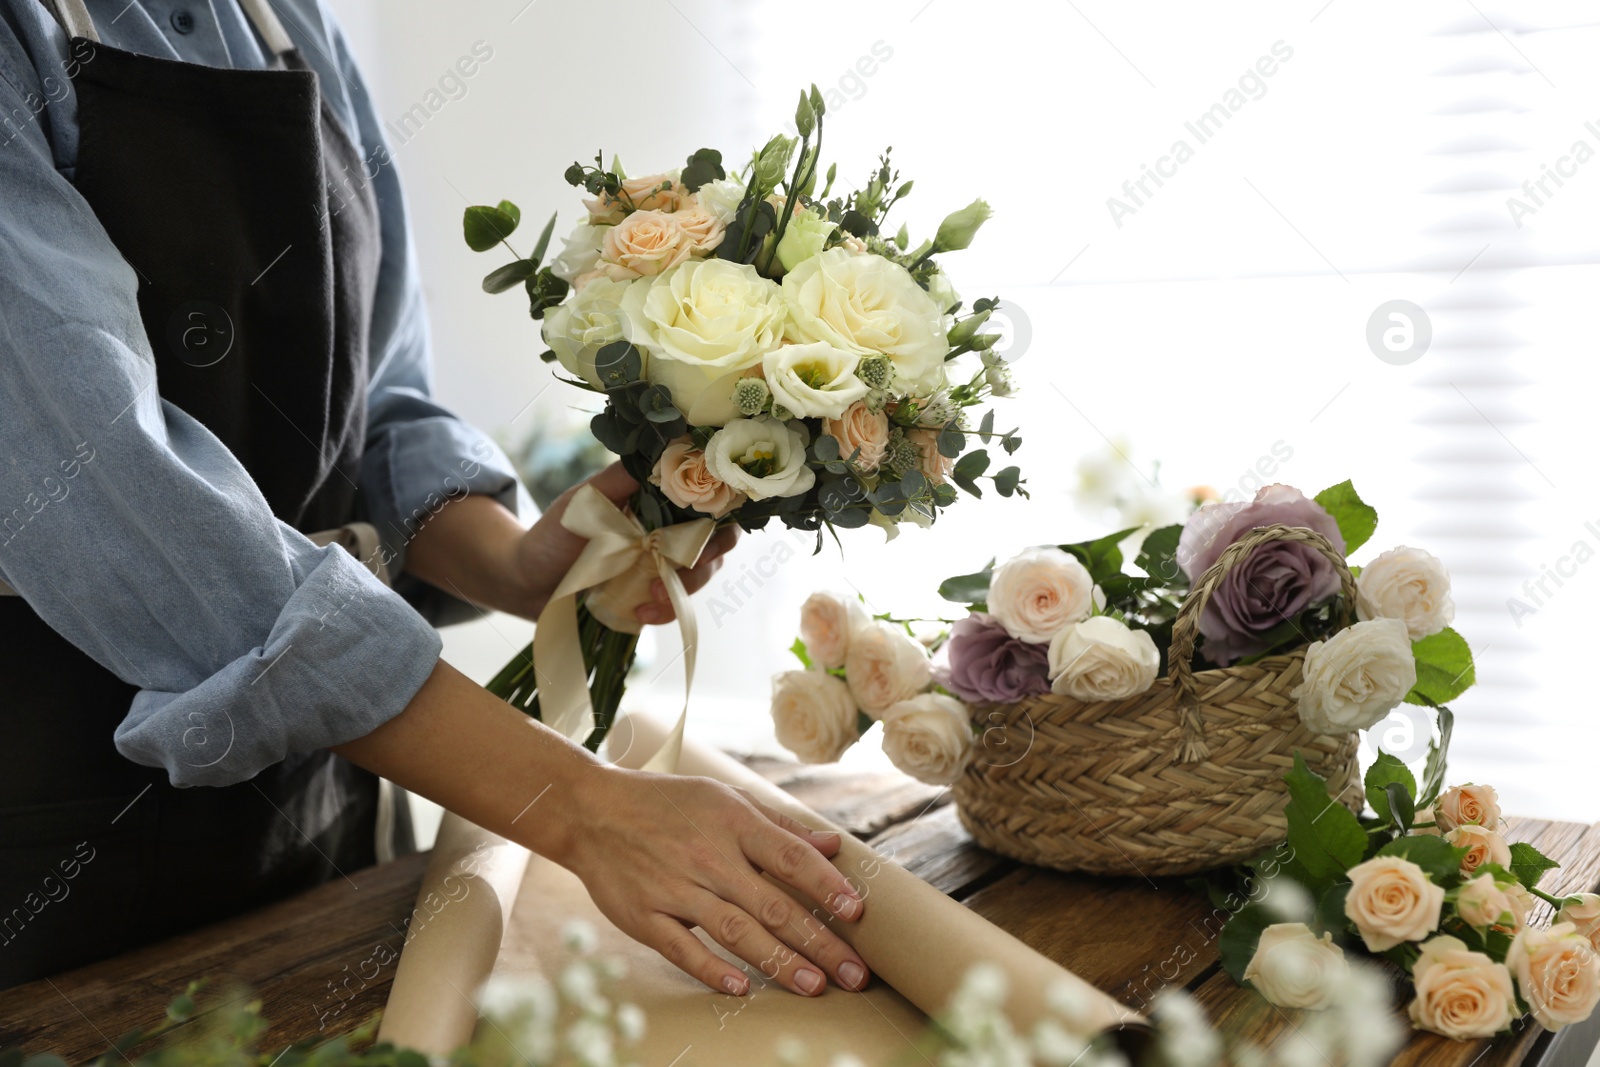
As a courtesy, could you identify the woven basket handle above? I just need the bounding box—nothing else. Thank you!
[1166,523,1356,762]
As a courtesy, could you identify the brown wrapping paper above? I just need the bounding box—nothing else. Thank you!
[375,813,531,1052]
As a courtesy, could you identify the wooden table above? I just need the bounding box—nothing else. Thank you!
[4,759,1599,1066]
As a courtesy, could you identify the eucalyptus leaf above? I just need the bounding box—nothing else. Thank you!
[994,466,1021,497]
[481,258,536,294]
[528,212,558,268]
[939,566,994,605]
[463,204,517,252]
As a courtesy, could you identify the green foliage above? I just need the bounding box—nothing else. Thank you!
[1134,523,1186,586]
[1406,628,1475,706]
[1313,480,1378,555]
[1317,882,1353,941]
[1219,903,1275,984]
[1417,706,1454,807]
[1376,834,1468,887]
[939,564,994,607]
[1508,841,1560,889]
[462,201,519,252]
[1364,752,1417,825]
[681,147,725,192]
[1059,526,1143,586]
[1282,753,1368,892]
[789,638,812,668]
[951,449,990,497]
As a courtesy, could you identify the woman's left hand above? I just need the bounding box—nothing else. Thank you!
[515,462,739,623]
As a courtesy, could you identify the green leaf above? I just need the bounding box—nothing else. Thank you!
[1317,882,1353,940]
[993,466,1022,497]
[464,203,518,251]
[1364,752,1417,820]
[681,148,726,192]
[789,637,811,669]
[1508,842,1560,889]
[979,409,996,443]
[1407,628,1476,706]
[939,565,994,606]
[482,258,536,294]
[952,449,990,497]
[937,427,966,458]
[1059,526,1144,586]
[166,993,197,1022]
[1377,834,1468,886]
[1219,903,1275,984]
[528,211,559,268]
[496,199,522,230]
[1283,752,1368,888]
[1313,480,1378,554]
[1383,781,1416,834]
[1134,523,1185,586]
[1418,706,1455,807]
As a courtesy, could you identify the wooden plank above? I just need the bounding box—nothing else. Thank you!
[0,852,429,1060]
[865,804,1014,899]
[740,758,950,838]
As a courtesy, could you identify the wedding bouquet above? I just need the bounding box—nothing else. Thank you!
[465,86,1022,756]
[1216,760,1600,1041]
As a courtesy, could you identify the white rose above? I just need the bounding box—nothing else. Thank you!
[881,693,973,786]
[550,222,608,284]
[1292,617,1417,734]
[1407,936,1519,1040]
[1344,855,1445,951]
[1560,894,1600,953]
[1506,923,1600,1031]
[703,415,814,501]
[799,591,869,670]
[1243,923,1347,1010]
[762,341,870,419]
[1357,545,1456,640]
[782,248,948,395]
[626,260,787,426]
[695,176,747,225]
[1048,616,1160,702]
[844,620,932,716]
[987,547,1095,645]
[541,276,639,388]
[770,670,860,764]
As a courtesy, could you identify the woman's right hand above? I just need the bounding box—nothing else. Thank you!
[554,764,870,997]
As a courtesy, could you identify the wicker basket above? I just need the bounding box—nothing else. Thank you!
[952,524,1365,877]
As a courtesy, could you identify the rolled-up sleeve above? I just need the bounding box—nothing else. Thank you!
[0,60,440,788]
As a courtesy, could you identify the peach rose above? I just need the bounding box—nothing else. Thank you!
[1406,936,1518,1040]
[1447,825,1511,878]
[599,210,695,281]
[798,591,869,671]
[649,438,744,519]
[1559,894,1600,953]
[907,428,954,485]
[987,547,1096,645]
[1344,855,1445,952]
[845,619,932,717]
[1414,806,1442,836]
[1435,784,1502,834]
[671,201,727,255]
[825,402,891,472]
[584,172,687,222]
[1506,923,1600,1031]
[1455,872,1520,932]
[1243,923,1347,1010]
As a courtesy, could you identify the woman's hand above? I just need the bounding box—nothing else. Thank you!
[514,463,739,623]
[555,764,871,996]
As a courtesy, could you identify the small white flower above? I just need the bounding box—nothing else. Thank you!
[615,1002,646,1043]
[562,920,599,955]
[704,415,816,501]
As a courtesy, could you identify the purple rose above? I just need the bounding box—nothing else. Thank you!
[936,612,1052,704]
[1175,484,1346,665]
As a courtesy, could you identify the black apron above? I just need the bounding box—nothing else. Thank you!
[0,0,404,988]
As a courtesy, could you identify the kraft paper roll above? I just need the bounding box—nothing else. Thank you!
[375,813,531,1052]
[605,713,1136,1038]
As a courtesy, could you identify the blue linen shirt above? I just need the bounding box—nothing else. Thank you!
[0,0,524,786]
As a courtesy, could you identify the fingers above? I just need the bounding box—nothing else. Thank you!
[694,888,869,996]
[745,797,845,860]
[635,525,739,625]
[586,461,641,505]
[645,915,751,996]
[740,809,864,923]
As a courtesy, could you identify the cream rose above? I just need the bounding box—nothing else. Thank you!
[906,428,955,486]
[584,171,686,222]
[1559,895,1600,952]
[1293,617,1417,735]
[762,341,869,419]
[844,619,932,716]
[703,415,815,501]
[1447,825,1512,877]
[1356,545,1456,640]
[1344,855,1445,951]
[1406,936,1518,1040]
[550,221,608,284]
[1456,872,1520,931]
[694,177,746,225]
[880,692,974,786]
[1506,923,1600,1031]
[825,402,891,472]
[782,248,948,395]
[626,259,787,426]
[650,438,743,518]
[1435,783,1502,834]
[798,591,869,671]
[541,276,638,389]
[1243,923,1347,1010]
[598,210,695,281]
[1048,616,1160,702]
[770,670,860,764]
[987,547,1095,645]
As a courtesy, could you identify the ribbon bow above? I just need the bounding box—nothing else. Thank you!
[533,484,715,772]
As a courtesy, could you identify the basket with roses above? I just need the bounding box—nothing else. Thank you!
[771,480,1477,877]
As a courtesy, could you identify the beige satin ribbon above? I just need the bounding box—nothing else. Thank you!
[533,485,714,773]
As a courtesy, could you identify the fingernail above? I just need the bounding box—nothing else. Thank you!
[637,606,660,624]
[723,974,748,996]
[795,968,824,995]
[809,829,840,845]
[829,893,860,919]
[838,961,866,990]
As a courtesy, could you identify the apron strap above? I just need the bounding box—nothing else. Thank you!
[43,0,296,56]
